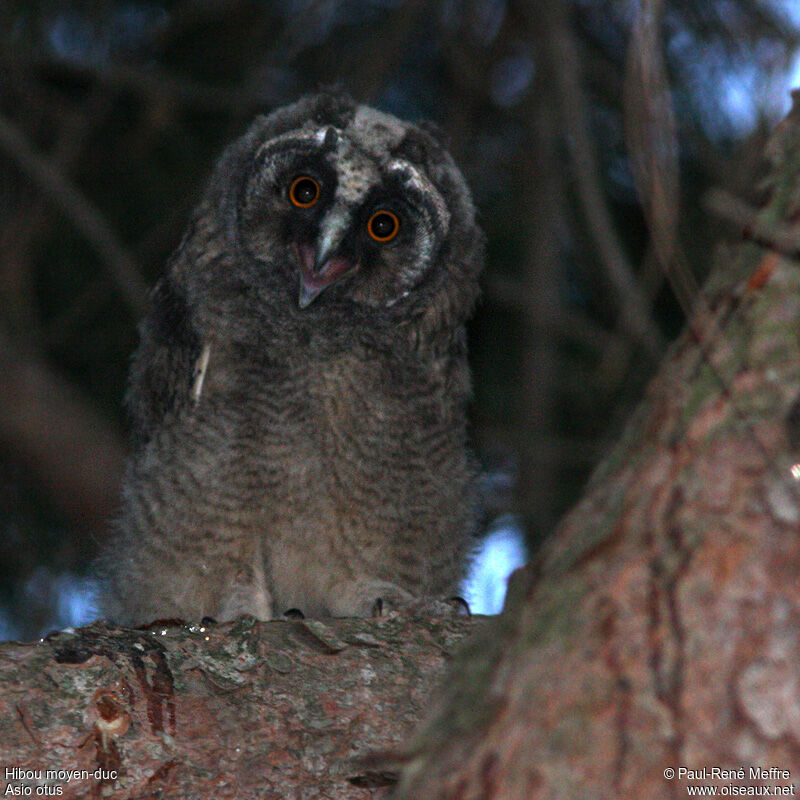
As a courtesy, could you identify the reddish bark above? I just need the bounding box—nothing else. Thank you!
[0,615,476,799]
[390,97,800,800]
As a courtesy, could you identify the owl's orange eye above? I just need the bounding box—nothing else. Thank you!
[289,176,320,208]
[367,210,400,242]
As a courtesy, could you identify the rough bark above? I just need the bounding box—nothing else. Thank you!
[389,98,800,799]
[0,615,477,799]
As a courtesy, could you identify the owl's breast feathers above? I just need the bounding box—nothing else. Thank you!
[203,323,471,503]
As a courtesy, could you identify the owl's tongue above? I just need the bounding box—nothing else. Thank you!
[295,243,357,308]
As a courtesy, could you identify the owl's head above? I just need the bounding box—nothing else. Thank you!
[201,92,482,337]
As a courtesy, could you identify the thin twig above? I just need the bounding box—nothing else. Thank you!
[705,187,800,257]
[483,274,628,356]
[0,112,147,317]
[623,0,700,316]
[524,0,665,359]
[0,50,278,115]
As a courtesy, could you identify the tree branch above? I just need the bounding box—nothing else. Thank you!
[0,113,147,317]
[0,615,477,799]
[527,0,666,359]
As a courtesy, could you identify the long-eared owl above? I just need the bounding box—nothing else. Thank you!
[97,91,484,624]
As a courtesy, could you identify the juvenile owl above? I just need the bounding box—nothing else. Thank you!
[97,91,484,624]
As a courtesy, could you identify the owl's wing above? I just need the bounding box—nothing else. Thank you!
[125,277,201,449]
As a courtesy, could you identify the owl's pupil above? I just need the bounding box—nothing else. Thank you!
[373,214,393,236]
[295,181,317,203]
[369,211,399,241]
[294,179,316,204]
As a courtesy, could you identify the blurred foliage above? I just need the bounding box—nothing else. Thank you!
[1,0,798,638]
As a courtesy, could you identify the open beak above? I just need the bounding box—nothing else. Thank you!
[295,207,358,308]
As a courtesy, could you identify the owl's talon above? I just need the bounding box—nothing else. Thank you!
[371,597,385,617]
[283,608,305,620]
[446,596,471,617]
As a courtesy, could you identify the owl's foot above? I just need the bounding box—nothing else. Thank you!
[371,595,471,618]
[445,595,472,617]
[324,579,413,618]
[327,579,471,618]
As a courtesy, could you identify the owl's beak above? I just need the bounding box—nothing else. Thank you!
[294,211,358,308]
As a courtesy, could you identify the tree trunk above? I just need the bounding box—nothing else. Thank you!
[390,98,800,799]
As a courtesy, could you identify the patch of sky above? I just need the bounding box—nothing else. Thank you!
[47,3,167,65]
[54,574,100,631]
[470,0,506,47]
[766,0,800,31]
[668,4,800,141]
[0,569,100,642]
[461,516,527,615]
[48,10,111,64]
[491,49,535,108]
[0,609,21,642]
